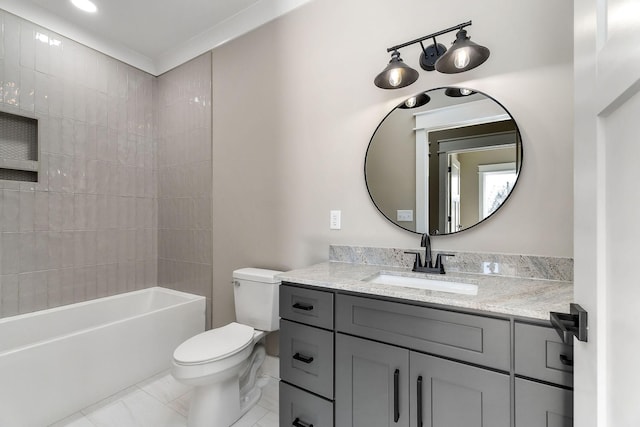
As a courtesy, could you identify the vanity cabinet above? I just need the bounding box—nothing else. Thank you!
[335,295,511,427]
[335,334,409,426]
[514,322,574,427]
[279,283,574,427]
[279,285,335,427]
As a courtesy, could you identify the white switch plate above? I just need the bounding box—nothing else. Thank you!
[330,210,341,230]
[397,210,413,222]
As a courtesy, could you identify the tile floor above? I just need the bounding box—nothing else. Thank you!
[49,357,280,427]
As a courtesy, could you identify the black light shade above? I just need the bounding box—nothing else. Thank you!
[435,29,490,74]
[374,50,419,89]
[398,93,431,109]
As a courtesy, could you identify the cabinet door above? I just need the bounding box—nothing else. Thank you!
[515,378,573,427]
[410,352,510,427]
[335,333,410,427]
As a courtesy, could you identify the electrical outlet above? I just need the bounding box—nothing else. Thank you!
[330,210,341,230]
[397,210,413,222]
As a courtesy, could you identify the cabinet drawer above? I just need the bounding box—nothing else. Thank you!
[336,294,510,371]
[515,322,573,387]
[280,284,334,329]
[515,378,573,427]
[280,382,334,427]
[280,319,334,399]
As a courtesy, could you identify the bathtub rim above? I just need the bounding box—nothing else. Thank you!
[0,286,205,357]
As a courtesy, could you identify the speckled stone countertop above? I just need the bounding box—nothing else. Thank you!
[276,261,573,321]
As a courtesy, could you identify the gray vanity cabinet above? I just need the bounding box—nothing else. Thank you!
[335,334,410,427]
[514,322,574,427]
[335,294,511,427]
[410,351,510,427]
[279,285,335,427]
[279,283,574,427]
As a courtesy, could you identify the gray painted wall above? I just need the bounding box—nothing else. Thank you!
[210,0,574,327]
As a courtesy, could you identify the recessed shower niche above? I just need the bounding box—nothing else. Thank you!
[0,110,39,182]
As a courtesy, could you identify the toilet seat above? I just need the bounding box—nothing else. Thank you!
[173,322,255,366]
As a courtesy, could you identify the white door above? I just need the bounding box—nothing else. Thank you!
[448,157,461,233]
[574,0,640,426]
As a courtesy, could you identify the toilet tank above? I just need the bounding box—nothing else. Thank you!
[233,268,282,332]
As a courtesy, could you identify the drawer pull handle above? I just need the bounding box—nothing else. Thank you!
[293,352,314,364]
[394,369,400,423]
[292,302,314,311]
[559,354,574,367]
[417,375,423,427]
[292,418,313,427]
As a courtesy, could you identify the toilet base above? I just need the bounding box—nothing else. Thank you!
[184,344,267,427]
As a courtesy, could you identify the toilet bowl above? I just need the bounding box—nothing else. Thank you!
[171,268,282,427]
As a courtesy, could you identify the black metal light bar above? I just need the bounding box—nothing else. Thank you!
[385,21,472,53]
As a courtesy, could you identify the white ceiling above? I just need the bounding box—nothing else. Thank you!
[0,0,313,75]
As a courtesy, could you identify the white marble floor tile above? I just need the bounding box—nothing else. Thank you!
[49,412,96,427]
[167,390,192,417]
[83,388,186,427]
[137,370,192,404]
[254,411,279,427]
[49,363,280,427]
[231,404,269,427]
[256,377,279,413]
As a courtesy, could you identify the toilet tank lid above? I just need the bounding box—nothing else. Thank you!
[233,268,283,283]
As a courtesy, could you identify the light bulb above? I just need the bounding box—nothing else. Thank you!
[404,97,417,108]
[453,48,471,69]
[388,69,402,87]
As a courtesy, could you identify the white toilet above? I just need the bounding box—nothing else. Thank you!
[171,268,282,427]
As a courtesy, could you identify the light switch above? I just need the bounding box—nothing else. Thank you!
[330,210,341,230]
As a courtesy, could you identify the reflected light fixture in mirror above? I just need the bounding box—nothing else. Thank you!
[399,93,431,109]
[374,21,490,89]
[445,87,476,97]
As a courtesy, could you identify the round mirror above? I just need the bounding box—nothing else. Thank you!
[365,87,522,235]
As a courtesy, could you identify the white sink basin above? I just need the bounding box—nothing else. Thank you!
[367,273,478,295]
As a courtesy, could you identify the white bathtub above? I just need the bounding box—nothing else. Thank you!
[0,287,205,427]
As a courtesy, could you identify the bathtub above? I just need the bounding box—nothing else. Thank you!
[0,287,205,427]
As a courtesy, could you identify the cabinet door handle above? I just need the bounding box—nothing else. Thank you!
[293,352,314,364]
[292,417,313,427]
[394,369,400,423]
[559,354,574,367]
[292,302,314,311]
[417,376,423,427]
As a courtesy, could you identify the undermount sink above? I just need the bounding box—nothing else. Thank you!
[367,273,478,295]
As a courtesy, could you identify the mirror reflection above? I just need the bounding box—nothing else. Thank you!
[365,87,522,235]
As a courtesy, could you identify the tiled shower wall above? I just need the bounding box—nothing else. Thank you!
[0,11,158,317]
[157,53,213,328]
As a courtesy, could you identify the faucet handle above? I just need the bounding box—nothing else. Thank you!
[404,251,423,270]
[434,253,455,273]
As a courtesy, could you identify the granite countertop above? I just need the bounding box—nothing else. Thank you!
[276,261,573,321]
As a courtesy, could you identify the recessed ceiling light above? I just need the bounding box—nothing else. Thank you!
[71,0,98,13]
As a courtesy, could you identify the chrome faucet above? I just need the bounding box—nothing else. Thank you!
[404,233,455,274]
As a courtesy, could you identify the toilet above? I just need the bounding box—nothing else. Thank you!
[171,268,282,427]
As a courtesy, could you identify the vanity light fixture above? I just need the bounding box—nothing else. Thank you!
[71,0,98,13]
[374,21,490,89]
